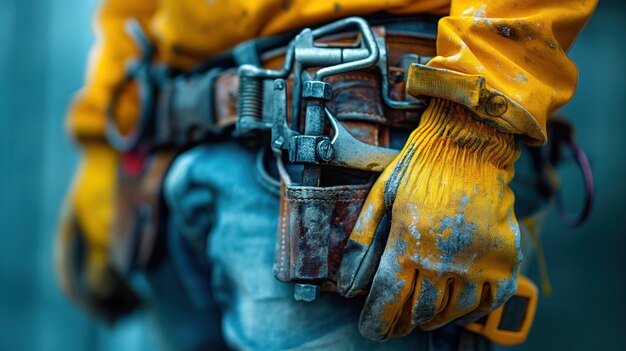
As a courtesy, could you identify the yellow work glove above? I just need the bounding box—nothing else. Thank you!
[337,98,522,340]
[55,143,139,323]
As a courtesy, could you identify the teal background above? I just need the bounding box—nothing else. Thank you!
[0,0,624,350]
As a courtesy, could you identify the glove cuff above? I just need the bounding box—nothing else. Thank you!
[416,98,520,169]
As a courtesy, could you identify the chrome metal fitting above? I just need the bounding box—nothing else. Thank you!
[302,81,332,100]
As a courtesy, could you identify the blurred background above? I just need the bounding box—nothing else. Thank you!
[0,0,624,350]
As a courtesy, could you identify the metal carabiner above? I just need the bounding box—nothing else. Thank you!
[105,19,161,152]
[304,16,380,80]
[548,118,595,227]
[555,140,594,227]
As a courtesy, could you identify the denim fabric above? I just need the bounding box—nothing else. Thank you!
[161,138,554,350]
[164,141,430,351]
[135,255,227,351]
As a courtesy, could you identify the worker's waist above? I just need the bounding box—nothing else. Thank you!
[106,16,540,349]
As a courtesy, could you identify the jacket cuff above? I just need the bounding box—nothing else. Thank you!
[416,98,520,170]
[406,64,546,145]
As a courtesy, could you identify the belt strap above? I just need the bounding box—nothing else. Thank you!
[105,18,437,153]
[164,31,436,146]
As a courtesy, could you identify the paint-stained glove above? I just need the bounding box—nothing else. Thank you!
[55,143,139,323]
[337,98,522,340]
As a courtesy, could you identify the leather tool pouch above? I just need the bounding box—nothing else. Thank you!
[272,70,416,290]
[274,179,372,291]
[111,149,176,275]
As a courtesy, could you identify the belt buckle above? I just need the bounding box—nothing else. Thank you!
[237,17,428,172]
[465,275,539,346]
[105,19,160,152]
[236,17,380,135]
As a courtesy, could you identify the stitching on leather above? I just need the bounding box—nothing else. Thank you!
[337,111,386,121]
[328,75,378,82]
[287,188,370,195]
[278,190,288,273]
[288,198,366,203]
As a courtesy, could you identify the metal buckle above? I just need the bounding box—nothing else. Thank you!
[105,19,162,152]
[237,17,428,171]
[106,20,225,151]
[547,118,594,227]
[105,63,151,152]
[158,68,223,146]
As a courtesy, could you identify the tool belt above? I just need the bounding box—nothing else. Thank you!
[104,15,567,347]
[106,15,438,280]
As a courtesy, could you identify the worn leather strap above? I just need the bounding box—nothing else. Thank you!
[112,149,176,274]
[110,25,437,280]
[154,30,437,148]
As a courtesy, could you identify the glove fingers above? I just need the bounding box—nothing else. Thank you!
[455,275,520,326]
[419,278,484,330]
[55,213,139,323]
[357,236,418,340]
[337,139,418,297]
[453,282,496,325]
[409,275,450,328]
[489,275,519,311]
[389,273,446,337]
[336,179,389,297]
[54,213,83,303]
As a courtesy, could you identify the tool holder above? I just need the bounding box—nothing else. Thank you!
[107,16,433,302]
[235,17,430,301]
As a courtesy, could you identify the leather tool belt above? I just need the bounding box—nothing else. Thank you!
[106,16,542,347]
[106,15,439,283]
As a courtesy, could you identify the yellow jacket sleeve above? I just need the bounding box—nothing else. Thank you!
[407,0,597,144]
[67,0,156,141]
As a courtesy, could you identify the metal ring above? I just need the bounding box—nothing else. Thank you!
[555,140,594,227]
[105,63,154,152]
[105,19,156,152]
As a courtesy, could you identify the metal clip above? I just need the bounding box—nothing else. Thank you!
[162,68,223,145]
[288,17,381,301]
[235,42,295,135]
[374,33,427,111]
[238,16,380,138]
[106,19,171,152]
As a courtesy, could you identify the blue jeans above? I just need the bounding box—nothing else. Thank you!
[160,139,551,350]
[163,141,431,350]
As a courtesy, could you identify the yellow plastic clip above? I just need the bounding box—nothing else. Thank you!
[465,275,538,346]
